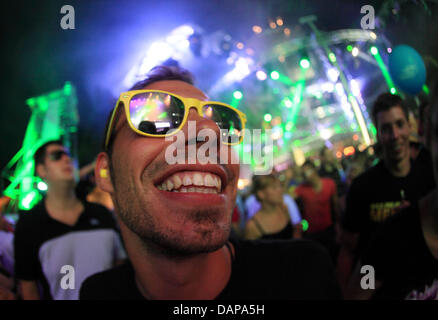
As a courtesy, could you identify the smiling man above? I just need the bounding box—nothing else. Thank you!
[341,93,436,270]
[79,65,341,300]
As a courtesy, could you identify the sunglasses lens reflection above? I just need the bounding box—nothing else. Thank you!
[129,92,185,135]
[203,104,243,144]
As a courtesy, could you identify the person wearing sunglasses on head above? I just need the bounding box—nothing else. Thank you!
[14,140,127,300]
[79,64,341,300]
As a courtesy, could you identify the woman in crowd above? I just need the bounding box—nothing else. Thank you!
[244,174,302,240]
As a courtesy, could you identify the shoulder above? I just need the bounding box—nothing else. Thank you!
[232,239,341,299]
[15,203,46,231]
[80,262,142,300]
[323,178,336,188]
[82,202,117,227]
[348,162,385,193]
[355,162,383,182]
[236,238,330,264]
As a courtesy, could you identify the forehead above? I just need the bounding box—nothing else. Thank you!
[376,106,407,126]
[142,80,208,100]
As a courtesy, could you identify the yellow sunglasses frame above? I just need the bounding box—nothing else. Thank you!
[104,89,247,149]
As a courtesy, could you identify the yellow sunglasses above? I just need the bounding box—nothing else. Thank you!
[104,89,247,149]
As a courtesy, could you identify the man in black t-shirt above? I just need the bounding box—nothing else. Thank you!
[79,65,341,300]
[346,84,438,300]
[14,140,126,300]
[340,93,435,276]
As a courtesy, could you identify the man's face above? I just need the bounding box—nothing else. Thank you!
[322,148,334,163]
[303,164,316,183]
[106,80,240,255]
[38,144,75,184]
[376,106,411,164]
[259,179,283,205]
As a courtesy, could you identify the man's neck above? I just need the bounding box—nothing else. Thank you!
[121,224,232,300]
[46,182,79,209]
[384,155,410,177]
[45,182,83,225]
[310,176,322,191]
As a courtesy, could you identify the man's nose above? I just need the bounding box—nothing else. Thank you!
[62,153,72,163]
[391,125,402,139]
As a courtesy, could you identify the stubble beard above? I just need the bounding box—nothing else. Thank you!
[112,182,231,258]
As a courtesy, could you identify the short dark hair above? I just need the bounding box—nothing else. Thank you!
[320,146,329,157]
[251,174,278,202]
[302,160,316,170]
[34,140,64,174]
[372,93,409,127]
[103,64,195,156]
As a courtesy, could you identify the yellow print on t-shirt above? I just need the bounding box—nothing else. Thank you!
[369,201,401,222]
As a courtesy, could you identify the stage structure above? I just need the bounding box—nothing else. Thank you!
[1,83,79,211]
[121,16,427,175]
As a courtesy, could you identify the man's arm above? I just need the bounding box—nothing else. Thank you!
[19,280,40,300]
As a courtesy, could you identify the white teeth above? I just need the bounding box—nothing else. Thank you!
[204,174,215,187]
[174,175,182,189]
[183,176,192,186]
[193,173,204,186]
[166,179,174,191]
[157,172,222,193]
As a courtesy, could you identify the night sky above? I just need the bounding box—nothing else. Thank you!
[1,0,437,174]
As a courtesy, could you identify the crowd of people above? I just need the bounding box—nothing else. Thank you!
[0,64,437,300]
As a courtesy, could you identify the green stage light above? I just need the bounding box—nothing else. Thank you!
[301,219,309,232]
[270,71,280,80]
[347,45,353,52]
[233,90,243,100]
[328,52,336,63]
[264,113,272,122]
[299,58,310,69]
[423,85,429,95]
[370,46,378,55]
[390,87,397,94]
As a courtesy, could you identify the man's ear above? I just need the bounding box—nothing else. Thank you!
[95,152,114,193]
[36,163,47,180]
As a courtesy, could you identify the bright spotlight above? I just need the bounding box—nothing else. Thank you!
[299,58,310,69]
[256,70,267,81]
